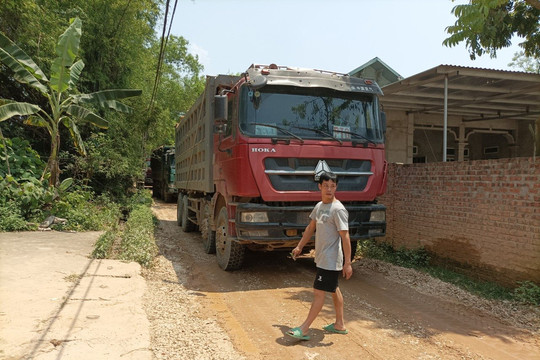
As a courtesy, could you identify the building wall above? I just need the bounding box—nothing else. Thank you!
[384,110,411,164]
[378,157,540,286]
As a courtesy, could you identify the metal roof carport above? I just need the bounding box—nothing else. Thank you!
[380,65,540,163]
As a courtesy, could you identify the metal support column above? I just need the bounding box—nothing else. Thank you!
[443,74,448,162]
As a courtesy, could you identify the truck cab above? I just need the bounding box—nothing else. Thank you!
[176,64,387,270]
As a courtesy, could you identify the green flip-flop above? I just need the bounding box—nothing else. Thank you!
[323,323,348,334]
[286,327,310,340]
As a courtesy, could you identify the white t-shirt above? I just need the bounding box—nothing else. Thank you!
[310,199,349,271]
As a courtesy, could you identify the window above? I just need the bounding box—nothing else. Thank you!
[484,146,499,154]
[239,85,384,143]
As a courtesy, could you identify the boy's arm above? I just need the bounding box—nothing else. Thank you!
[292,219,316,258]
[340,229,353,279]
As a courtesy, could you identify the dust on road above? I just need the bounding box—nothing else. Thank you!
[146,200,539,360]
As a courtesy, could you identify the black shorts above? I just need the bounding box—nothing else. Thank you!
[313,267,340,293]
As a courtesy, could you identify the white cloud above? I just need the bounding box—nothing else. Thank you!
[188,43,210,72]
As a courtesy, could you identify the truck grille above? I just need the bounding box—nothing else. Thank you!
[264,158,372,191]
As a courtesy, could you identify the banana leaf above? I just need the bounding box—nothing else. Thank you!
[0,31,48,81]
[69,60,85,90]
[102,100,134,113]
[62,117,86,155]
[0,102,42,122]
[72,89,143,108]
[24,115,50,131]
[66,104,109,129]
[50,17,82,93]
[0,48,48,94]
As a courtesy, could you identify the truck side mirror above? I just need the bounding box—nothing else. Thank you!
[380,111,387,134]
[214,95,228,122]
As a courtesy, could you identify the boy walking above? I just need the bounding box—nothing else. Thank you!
[287,172,353,341]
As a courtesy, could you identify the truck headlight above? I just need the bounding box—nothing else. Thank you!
[241,212,269,223]
[370,210,385,222]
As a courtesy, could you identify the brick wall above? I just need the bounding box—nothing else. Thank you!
[378,157,540,286]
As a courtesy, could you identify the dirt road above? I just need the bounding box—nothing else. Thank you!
[148,201,539,360]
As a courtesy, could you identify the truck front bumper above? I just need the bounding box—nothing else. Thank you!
[232,202,386,248]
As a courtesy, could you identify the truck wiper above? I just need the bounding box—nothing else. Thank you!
[292,126,342,145]
[251,123,304,143]
[334,130,377,146]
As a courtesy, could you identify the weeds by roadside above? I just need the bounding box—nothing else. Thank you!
[357,239,540,306]
[92,190,158,268]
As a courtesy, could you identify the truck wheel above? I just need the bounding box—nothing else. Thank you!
[163,190,170,203]
[176,195,183,226]
[350,240,358,262]
[181,195,196,232]
[162,185,169,202]
[201,203,216,254]
[215,207,244,271]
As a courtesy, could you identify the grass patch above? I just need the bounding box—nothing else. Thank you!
[118,204,158,267]
[357,239,539,305]
[92,190,157,268]
[92,230,119,260]
[513,281,540,306]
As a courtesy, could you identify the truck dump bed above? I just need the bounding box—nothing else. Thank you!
[175,75,239,193]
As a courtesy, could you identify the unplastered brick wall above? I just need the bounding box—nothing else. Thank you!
[378,157,540,286]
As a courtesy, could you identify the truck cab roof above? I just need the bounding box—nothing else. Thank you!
[244,63,383,95]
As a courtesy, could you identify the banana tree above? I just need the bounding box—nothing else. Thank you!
[0,17,142,187]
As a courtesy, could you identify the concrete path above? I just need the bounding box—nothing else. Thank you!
[0,231,151,360]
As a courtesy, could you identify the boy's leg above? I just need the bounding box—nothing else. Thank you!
[331,287,346,331]
[299,288,325,335]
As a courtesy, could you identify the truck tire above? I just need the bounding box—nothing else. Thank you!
[215,207,245,270]
[163,189,170,203]
[201,203,216,254]
[350,240,358,262]
[176,195,183,226]
[181,195,196,232]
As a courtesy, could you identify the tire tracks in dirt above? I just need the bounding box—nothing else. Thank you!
[149,201,539,360]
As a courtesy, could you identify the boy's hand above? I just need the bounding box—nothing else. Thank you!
[343,263,353,279]
[291,247,301,260]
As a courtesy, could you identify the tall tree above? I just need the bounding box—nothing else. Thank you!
[444,0,540,59]
[1,1,205,194]
[509,51,540,72]
[0,17,141,186]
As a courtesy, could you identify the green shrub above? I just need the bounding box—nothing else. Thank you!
[0,175,53,227]
[0,202,33,231]
[124,189,153,212]
[513,281,540,306]
[50,189,121,231]
[119,204,157,267]
[0,137,46,179]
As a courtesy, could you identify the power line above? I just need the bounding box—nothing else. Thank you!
[147,0,179,122]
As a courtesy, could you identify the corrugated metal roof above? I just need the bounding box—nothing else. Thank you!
[380,65,540,122]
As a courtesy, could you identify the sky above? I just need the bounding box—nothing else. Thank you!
[169,0,524,79]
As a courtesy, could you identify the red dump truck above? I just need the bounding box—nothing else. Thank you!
[175,64,387,270]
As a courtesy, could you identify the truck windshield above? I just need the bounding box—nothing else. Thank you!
[239,85,384,143]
